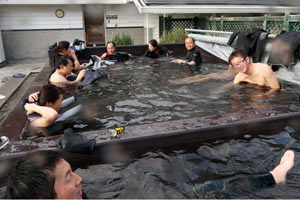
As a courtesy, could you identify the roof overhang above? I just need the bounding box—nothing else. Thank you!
[0,0,129,4]
[132,0,300,14]
[143,0,300,6]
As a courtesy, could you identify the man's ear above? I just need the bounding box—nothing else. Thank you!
[245,56,250,63]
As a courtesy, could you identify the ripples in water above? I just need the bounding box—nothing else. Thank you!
[76,127,300,198]
[68,57,300,131]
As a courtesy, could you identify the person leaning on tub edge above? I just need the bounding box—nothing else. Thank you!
[50,56,87,86]
[5,150,85,199]
[144,39,169,59]
[228,49,280,93]
[169,49,280,92]
[100,41,132,61]
[172,37,202,71]
[22,84,64,128]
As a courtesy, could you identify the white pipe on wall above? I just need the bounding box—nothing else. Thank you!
[146,13,149,43]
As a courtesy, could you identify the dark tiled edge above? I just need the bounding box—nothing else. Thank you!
[0,64,52,140]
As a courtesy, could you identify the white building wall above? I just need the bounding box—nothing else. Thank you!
[105,2,160,43]
[0,5,85,60]
[105,2,144,28]
[0,5,84,30]
[0,3,188,59]
[145,14,159,42]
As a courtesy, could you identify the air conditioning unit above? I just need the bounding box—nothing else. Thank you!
[0,29,6,66]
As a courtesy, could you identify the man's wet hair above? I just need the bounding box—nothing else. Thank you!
[6,151,64,199]
[149,39,158,48]
[228,49,248,64]
[56,56,74,69]
[185,37,195,43]
[57,40,70,53]
[37,84,64,106]
[106,41,116,48]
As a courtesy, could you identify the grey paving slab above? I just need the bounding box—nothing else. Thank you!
[0,58,46,88]
[0,73,30,109]
[0,58,47,123]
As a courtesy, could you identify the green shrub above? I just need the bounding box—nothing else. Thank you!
[112,33,134,45]
[159,29,186,44]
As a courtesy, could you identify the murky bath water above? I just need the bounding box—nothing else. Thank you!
[66,57,300,132]
[2,57,300,198]
[76,126,300,198]
[70,58,300,198]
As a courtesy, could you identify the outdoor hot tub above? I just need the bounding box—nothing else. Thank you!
[1,43,300,156]
[1,43,300,198]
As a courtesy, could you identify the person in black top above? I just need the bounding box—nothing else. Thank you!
[100,41,132,62]
[144,39,168,59]
[172,37,202,70]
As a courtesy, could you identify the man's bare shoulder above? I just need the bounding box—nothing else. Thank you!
[252,62,272,70]
[252,62,274,74]
[50,71,68,83]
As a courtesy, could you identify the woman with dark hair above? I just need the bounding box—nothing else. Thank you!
[23,84,64,128]
[100,41,132,62]
[144,39,168,59]
[56,41,82,70]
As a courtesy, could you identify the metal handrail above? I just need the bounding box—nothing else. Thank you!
[185,28,276,38]
[0,136,9,150]
[185,28,233,35]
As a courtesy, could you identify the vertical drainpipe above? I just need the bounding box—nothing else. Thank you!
[284,11,290,32]
[104,5,107,45]
[163,13,166,35]
[263,14,267,31]
[146,13,149,44]
[220,15,224,31]
[81,5,86,43]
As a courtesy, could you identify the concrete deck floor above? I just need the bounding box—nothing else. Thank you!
[0,58,46,88]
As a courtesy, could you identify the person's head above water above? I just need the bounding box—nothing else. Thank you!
[6,151,83,199]
[228,49,250,73]
[185,37,196,51]
[148,39,158,52]
[57,56,75,76]
[38,84,64,112]
[57,41,71,56]
[106,41,116,54]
